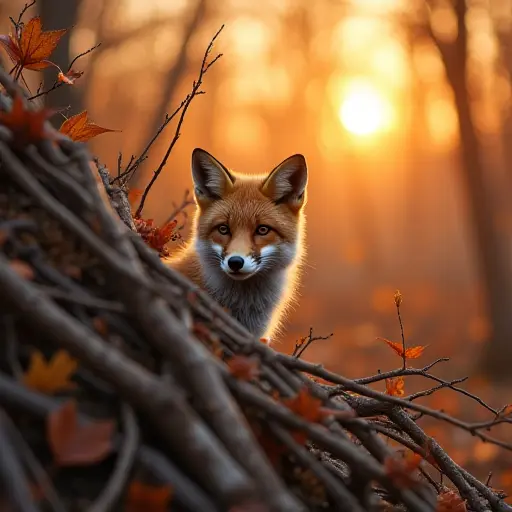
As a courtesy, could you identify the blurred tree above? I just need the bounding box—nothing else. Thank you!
[424,0,512,381]
[40,0,82,120]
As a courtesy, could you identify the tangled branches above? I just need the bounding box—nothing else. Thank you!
[1,17,512,512]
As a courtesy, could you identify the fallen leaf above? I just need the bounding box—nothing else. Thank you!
[23,349,77,394]
[386,376,405,397]
[9,259,34,280]
[57,69,83,85]
[384,450,422,489]
[0,94,54,146]
[0,16,67,71]
[227,355,260,381]
[59,111,119,143]
[378,337,426,360]
[437,490,467,512]
[92,316,108,337]
[47,400,115,466]
[125,480,173,512]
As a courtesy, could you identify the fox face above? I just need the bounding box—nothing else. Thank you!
[191,148,307,282]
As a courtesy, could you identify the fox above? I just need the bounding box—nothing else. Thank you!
[165,148,308,340]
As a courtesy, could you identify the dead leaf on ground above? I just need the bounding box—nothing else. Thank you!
[47,400,115,466]
[23,349,77,394]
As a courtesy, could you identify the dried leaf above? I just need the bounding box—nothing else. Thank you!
[228,356,260,381]
[9,259,34,280]
[385,376,405,397]
[0,16,67,71]
[23,349,77,394]
[92,316,108,337]
[47,400,115,466]
[59,111,119,143]
[134,217,179,257]
[437,490,467,512]
[394,289,403,307]
[497,404,512,419]
[0,94,54,146]
[125,480,173,512]
[283,387,328,423]
[57,69,83,85]
[378,337,426,360]
[384,450,422,489]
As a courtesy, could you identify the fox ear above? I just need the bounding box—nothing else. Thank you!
[261,154,308,209]
[191,148,235,201]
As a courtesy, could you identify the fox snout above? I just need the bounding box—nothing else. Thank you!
[220,252,259,280]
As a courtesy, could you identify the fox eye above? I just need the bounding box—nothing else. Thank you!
[255,225,271,236]
[217,224,230,235]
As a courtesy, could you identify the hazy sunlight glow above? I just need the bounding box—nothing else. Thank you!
[339,81,392,136]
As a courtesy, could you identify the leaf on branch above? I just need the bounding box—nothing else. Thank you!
[283,387,330,423]
[125,480,173,512]
[384,450,422,489]
[0,16,67,71]
[436,490,467,512]
[385,376,405,397]
[9,258,35,280]
[59,111,119,143]
[133,217,179,257]
[57,69,83,85]
[23,349,78,394]
[47,400,115,466]
[0,94,54,146]
[378,337,426,359]
[227,355,260,381]
[497,404,512,419]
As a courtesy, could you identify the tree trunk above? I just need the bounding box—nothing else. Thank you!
[428,0,512,381]
[39,0,82,119]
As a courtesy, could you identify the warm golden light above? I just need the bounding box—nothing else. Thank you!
[338,80,393,137]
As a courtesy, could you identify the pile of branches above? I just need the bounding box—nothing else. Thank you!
[1,10,512,512]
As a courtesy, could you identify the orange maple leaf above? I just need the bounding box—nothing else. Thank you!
[437,490,467,512]
[385,376,405,397]
[125,480,173,512]
[57,69,84,85]
[228,355,260,381]
[23,349,77,394]
[0,16,66,71]
[47,400,115,466]
[59,111,119,143]
[384,450,423,489]
[0,94,55,146]
[378,337,427,359]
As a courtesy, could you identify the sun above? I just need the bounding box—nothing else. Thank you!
[338,79,393,137]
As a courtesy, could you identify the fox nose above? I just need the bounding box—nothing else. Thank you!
[227,256,245,272]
